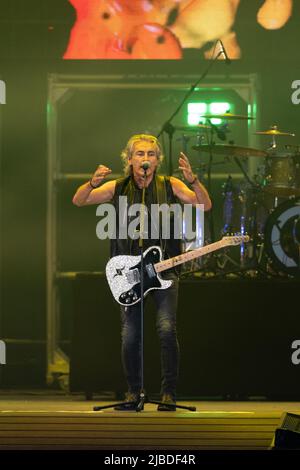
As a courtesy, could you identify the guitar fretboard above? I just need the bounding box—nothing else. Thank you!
[154,239,227,273]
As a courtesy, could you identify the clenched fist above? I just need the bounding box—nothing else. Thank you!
[90,164,112,188]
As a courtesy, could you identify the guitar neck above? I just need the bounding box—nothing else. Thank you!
[154,240,227,273]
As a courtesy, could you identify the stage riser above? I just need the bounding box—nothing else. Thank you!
[0,411,278,450]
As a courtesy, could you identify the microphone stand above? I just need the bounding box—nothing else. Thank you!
[157,41,229,245]
[136,168,196,411]
[135,168,196,411]
[135,168,147,411]
[94,168,196,412]
[157,42,228,176]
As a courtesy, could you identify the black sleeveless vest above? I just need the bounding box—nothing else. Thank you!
[110,175,182,263]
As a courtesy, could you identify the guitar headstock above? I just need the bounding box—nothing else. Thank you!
[222,235,250,245]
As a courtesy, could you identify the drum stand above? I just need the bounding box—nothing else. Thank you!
[226,157,268,275]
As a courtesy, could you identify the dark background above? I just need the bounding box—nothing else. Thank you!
[0,0,299,394]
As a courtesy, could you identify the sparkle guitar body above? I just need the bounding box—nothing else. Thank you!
[106,246,172,306]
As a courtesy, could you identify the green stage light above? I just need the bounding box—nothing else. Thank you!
[187,101,232,126]
[187,102,207,125]
[209,102,230,124]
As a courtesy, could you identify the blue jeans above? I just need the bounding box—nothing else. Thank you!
[120,272,179,398]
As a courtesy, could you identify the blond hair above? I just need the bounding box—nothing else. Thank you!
[121,134,164,175]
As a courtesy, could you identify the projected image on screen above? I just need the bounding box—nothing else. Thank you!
[63,0,293,59]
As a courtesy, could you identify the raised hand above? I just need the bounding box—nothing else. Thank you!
[90,164,112,188]
[178,152,195,183]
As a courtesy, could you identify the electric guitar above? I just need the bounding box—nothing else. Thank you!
[106,235,249,306]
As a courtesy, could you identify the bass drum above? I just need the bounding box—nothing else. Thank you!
[264,198,300,276]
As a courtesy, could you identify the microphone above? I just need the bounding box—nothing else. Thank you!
[141,161,150,171]
[218,39,231,65]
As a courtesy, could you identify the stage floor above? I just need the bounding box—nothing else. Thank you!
[0,392,300,450]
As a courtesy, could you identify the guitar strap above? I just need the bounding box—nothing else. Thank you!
[155,174,167,205]
[155,175,168,256]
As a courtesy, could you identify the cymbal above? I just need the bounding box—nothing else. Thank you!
[255,126,295,137]
[200,113,254,120]
[175,124,211,131]
[192,144,268,158]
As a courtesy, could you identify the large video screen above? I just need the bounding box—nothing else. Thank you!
[63,0,294,59]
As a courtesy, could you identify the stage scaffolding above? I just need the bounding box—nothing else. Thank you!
[46,72,261,386]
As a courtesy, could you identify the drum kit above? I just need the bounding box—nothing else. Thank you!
[180,116,300,277]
